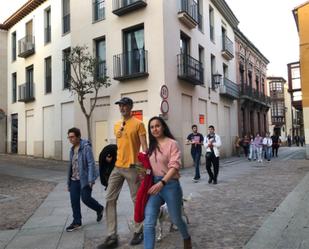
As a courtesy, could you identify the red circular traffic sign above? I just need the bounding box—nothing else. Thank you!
[160,100,169,114]
[160,85,169,99]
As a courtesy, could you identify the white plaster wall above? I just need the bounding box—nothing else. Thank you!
[0,30,7,153]
[7,0,73,156]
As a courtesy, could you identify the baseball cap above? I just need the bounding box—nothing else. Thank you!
[115,97,133,107]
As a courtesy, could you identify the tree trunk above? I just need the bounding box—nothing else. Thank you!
[86,115,92,142]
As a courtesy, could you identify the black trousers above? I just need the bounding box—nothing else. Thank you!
[206,153,219,180]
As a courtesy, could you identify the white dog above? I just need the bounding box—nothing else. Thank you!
[156,195,191,242]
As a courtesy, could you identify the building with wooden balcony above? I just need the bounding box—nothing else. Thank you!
[287,61,304,140]
[1,0,268,163]
[235,29,270,137]
[267,77,288,138]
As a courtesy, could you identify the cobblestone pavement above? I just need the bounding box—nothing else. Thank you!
[85,147,309,249]
[0,154,67,172]
[0,174,56,230]
[0,147,308,249]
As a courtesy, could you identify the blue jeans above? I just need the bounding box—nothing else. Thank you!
[144,177,190,249]
[69,180,103,224]
[265,146,272,160]
[191,150,201,179]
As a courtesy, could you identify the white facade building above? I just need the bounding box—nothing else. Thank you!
[3,0,243,165]
[0,29,7,153]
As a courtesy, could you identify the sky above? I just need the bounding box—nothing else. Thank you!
[0,0,305,79]
[225,0,304,79]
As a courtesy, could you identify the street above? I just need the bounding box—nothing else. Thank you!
[0,146,308,249]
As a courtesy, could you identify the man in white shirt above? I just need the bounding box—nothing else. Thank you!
[263,132,273,162]
[204,125,222,184]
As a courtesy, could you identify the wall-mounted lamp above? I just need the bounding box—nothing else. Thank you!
[212,72,222,89]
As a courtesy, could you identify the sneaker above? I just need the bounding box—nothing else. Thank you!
[97,206,104,222]
[130,232,143,245]
[213,179,217,184]
[192,177,200,183]
[97,235,119,249]
[66,222,82,232]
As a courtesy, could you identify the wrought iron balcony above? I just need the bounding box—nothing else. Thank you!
[240,84,271,107]
[18,82,35,102]
[221,35,234,60]
[113,49,148,81]
[18,36,35,58]
[112,0,147,16]
[219,78,239,99]
[271,116,285,125]
[178,0,199,29]
[270,91,284,99]
[177,53,203,85]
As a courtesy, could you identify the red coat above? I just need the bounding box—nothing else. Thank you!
[134,152,153,223]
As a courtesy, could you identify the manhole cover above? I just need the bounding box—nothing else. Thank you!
[0,194,16,203]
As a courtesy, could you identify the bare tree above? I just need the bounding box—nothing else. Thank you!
[65,45,110,142]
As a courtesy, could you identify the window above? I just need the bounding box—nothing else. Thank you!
[12,73,17,103]
[123,25,145,75]
[95,38,106,78]
[11,32,16,61]
[209,6,214,41]
[197,0,203,31]
[211,54,216,87]
[93,0,105,21]
[223,63,228,78]
[45,57,52,93]
[26,66,34,84]
[248,71,252,87]
[180,32,190,55]
[63,47,71,89]
[256,76,259,92]
[239,64,245,84]
[271,102,285,116]
[63,0,70,34]
[44,8,51,43]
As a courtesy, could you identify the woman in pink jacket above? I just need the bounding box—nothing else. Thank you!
[143,116,192,249]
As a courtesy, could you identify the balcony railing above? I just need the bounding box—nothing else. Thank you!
[18,82,35,102]
[113,49,148,81]
[18,36,35,58]
[219,78,239,99]
[93,0,105,21]
[178,0,199,29]
[271,116,285,125]
[45,26,51,43]
[177,53,203,85]
[240,84,271,106]
[221,35,234,60]
[270,91,284,99]
[63,14,70,33]
[112,0,147,16]
[96,60,107,79]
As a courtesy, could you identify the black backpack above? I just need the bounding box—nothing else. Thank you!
[99,144,117,189]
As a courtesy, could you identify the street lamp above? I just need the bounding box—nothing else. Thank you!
[212,71,222,89]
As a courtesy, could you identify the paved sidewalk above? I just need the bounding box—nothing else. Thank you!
[0,147,308,249]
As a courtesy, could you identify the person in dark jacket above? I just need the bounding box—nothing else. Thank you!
[66,127,104,232]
